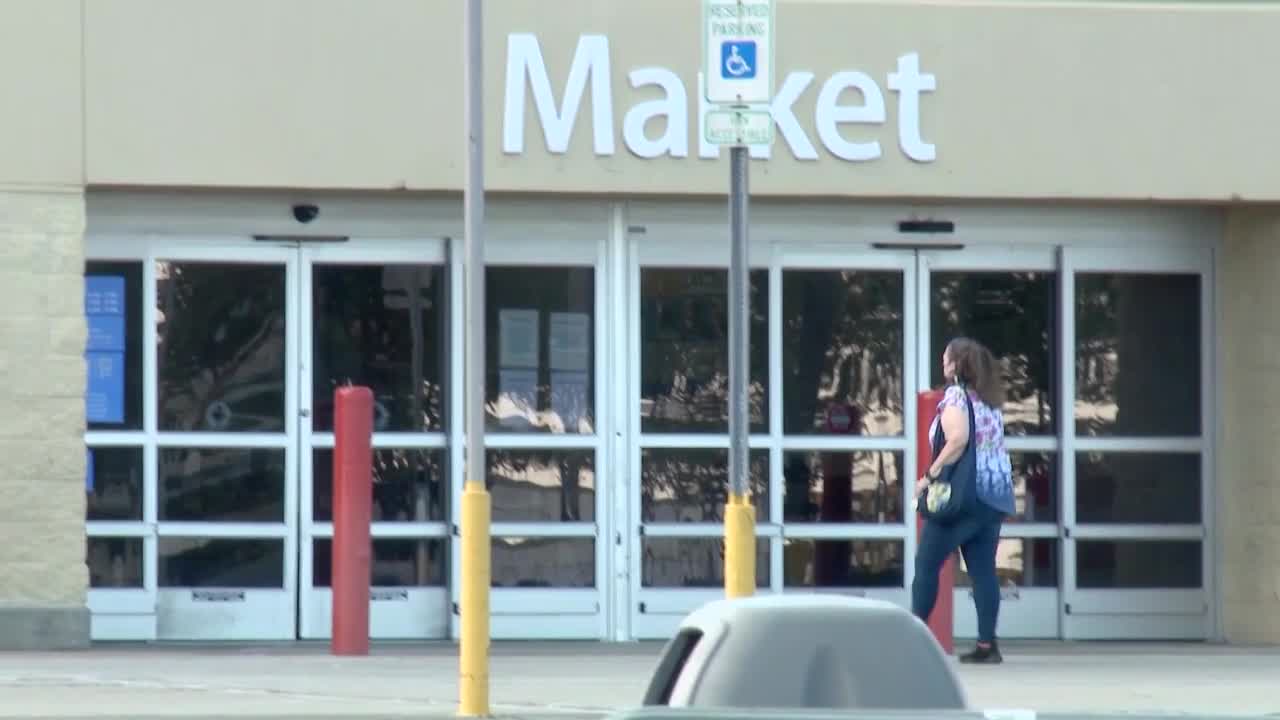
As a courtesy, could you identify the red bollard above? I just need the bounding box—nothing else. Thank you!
[332,386,373,656]
[916,389,955,654]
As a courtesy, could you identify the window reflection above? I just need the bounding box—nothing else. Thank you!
[1076,540,1201,589]
[1076,452,1201,524]
[159,448,285,523]
[312,538,446,586]
[492,537,595,588]
[159,538,283,588]
[487,267,595,434]
[782,270,904,436]
[312,448,447,523]
[311,264,445,433]
[88,537,144,588]
[931,272,1055,435]
[1010,452,1058,523]
[782,451,904,524]
[1075,273,1201,437]
[86,446,144,521]
[641,448,769,523]
[782,539,904,588]
[486,449,595,522]
[156,262,286,433]
[955,538,1058,589]
[641,538,769,588]
[640,269,768,433]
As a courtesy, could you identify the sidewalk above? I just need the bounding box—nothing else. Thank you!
[1,641,1278,718]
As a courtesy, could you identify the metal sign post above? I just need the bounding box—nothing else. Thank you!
[459,0,491,715]
[703,0,775,599]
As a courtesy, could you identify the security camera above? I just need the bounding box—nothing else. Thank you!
[292,204,319,223]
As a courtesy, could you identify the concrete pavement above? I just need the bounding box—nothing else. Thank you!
[1,641,1279,718]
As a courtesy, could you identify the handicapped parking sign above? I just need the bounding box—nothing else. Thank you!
[720,41,757,80]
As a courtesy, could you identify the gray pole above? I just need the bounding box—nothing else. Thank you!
[459,0,491,714]
[463,0,485,486]
[728,144,750,497]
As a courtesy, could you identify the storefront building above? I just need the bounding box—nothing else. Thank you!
[3,0,1279,648]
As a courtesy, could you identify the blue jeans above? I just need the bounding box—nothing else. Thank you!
[912,502,1005,643]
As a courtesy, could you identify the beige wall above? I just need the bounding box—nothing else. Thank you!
[0,0,83,188]
[0,0,88,648]
[1218,206,1280,644]
[83,0,1280,200]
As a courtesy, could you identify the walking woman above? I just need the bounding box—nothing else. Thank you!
[912,337,1014,664]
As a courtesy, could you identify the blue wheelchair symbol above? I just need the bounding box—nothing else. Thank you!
[720,41,756,80]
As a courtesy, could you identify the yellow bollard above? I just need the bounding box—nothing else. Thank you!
[458,480,491,717]
[723,491,756,598]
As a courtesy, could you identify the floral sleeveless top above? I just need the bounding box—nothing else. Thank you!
[930,384,1015,515]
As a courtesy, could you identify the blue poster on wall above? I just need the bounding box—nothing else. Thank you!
[85,276,126,424]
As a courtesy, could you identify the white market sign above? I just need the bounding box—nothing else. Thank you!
[502,33,938,163]
[703,0,774,105]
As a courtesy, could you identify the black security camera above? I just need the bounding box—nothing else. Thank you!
[292,204,319,223]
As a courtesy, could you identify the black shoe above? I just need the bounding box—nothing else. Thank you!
[958,643,1003,664]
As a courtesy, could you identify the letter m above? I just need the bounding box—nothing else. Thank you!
[503,34,615,155]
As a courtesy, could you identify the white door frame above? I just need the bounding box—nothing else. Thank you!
[298,239,451,640]
[918,245,1062,639]
[150,238,300,641]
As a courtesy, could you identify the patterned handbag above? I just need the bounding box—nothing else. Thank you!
[916,385,980,522]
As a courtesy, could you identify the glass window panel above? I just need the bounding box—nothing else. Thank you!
[492,537,595,588]
[312,448,447,523]
[1075,273,1201,437]
[486,449,596,523]
[156,262,287,432]
[1010,452,1058,524]
[641,448,769,523]
[930,271,1056,435]
[85,261,144,430]
[487,266,595,434]
[955,538,1058,589]
[312,538,446,587]
[640,268,768,433]
[782,451,904,524]
[87,537,144,589]
[783,539,904,588]
[1076,540,1202,589]
[783,269,904,437]
[86,446,143,521]
[641,537,770,588]
[158,538,284,588]
[311,264,446,433]
[159,448,285,523]
[1075,452,1201,524]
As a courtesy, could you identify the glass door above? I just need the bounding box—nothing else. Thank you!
[775,247,917,610]
[298,241,451,640]
[627,239,917,638]
[919,247,1062,639]
[152,242,299,640]
[629,240,774,639]
[478,234,608,639]
[1061,246,1212,640]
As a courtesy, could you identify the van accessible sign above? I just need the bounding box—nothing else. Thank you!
[502,33,936,163]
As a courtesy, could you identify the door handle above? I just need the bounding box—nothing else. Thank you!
[300,408,311,418]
